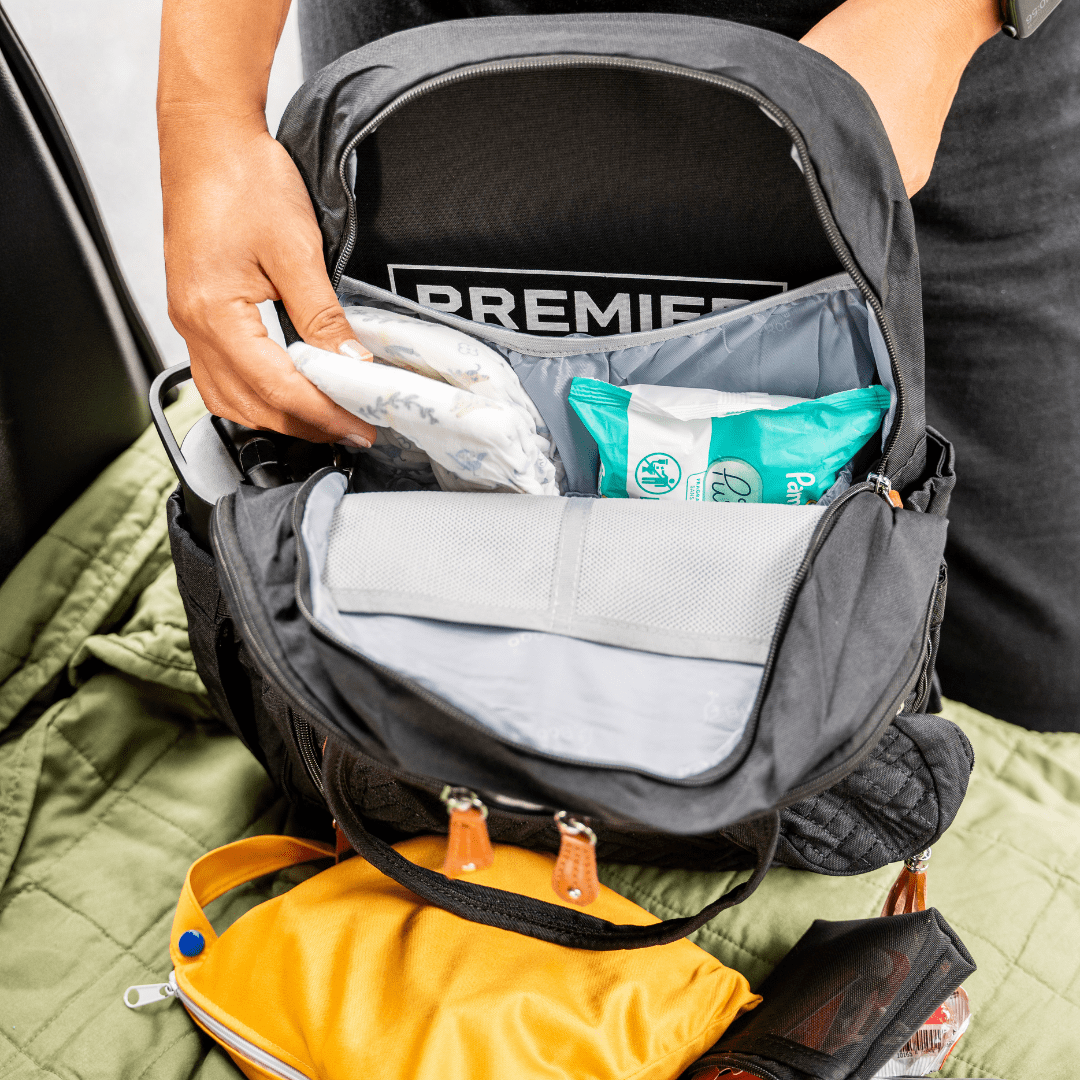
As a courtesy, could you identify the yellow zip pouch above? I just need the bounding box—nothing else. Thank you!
[124,834,759,1080]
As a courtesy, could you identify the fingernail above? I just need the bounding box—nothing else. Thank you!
[339,340,371,361]
[341,433,372,450]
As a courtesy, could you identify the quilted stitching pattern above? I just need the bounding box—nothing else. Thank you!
[774,716,970,875]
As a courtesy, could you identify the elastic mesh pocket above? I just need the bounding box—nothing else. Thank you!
[322,491,823,663]
[577,499,813,645]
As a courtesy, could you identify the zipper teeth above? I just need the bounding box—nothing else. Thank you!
[291,711,326,798]
[331,54,906,478]
[173,982,311,1080]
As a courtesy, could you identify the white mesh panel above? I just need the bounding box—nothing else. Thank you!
[320,490,823,663]
[326,492,564,612]
[575,500,822,649]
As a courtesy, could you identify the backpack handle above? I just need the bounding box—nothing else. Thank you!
[323,746,779,951]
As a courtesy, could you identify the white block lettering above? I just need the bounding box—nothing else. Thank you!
[575,291,631,334]
[469,287,518,329]
[638,294,653,332]
[661,295,705,328]
[524,289,570,332]
[416,284,463,313]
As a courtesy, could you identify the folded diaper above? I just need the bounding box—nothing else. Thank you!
[289,340,559,496]
[343,306,564,491]
[568,379,891,504]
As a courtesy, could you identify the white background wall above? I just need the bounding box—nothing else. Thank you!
[4,0,305,366]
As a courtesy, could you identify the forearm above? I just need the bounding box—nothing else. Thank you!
[801,0,1002,194]
[156,0,374,444]
[158,0,290,133]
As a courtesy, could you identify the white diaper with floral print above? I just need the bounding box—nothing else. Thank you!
[288,307,562,495]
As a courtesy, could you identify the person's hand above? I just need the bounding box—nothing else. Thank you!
[801,0,1002,196]
[160,110,377,445]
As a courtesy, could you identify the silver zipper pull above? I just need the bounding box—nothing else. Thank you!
[867,472,903,508]
[123,974,177,1009]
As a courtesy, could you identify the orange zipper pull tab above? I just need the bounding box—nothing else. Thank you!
[552,811,599,906]
[881,847,930,916]
[441,787,494,878]
[333,821,352,864]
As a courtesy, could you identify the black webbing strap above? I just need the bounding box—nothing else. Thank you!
[324,745,779,950]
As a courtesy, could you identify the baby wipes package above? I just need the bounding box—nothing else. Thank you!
[568,379,891,504]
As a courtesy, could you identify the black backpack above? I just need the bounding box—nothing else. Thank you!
[158,13,970,950]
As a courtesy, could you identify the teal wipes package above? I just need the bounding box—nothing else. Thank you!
[568,379,891,504]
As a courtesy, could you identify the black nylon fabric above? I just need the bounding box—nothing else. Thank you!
[343,66,843,292]
[167,491,329,817]
[325,708,972,873]
[764,713,973,875]
[275,14,926,483]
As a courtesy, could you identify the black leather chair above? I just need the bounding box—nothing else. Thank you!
[0,3,163,583]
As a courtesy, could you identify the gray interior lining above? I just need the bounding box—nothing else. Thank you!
[300,473,764,779]
[337,273,895,494]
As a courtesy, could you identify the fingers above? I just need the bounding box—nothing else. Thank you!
[262,222,374,362]
[185,300,378,445]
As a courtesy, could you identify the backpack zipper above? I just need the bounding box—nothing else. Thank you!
[330,54,905,478]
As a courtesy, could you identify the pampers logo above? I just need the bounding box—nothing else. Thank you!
[786,472,817,504]
[388,265,787,337]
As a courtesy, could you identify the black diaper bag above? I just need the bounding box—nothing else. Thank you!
[158,13,970,951]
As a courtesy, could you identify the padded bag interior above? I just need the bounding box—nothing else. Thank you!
[332,61,898,493]
[345,65,843,297]
[284,43,916,784]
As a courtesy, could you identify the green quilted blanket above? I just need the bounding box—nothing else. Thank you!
[1,395,1077,1079]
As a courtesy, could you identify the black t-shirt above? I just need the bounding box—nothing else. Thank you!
[298,0,844,76]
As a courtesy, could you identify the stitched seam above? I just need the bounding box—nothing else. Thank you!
[599,870,772,966]
[2,881,176,1047]
[122,793,225,853]
[0,1022,75,1080]
[947,822,1080,890]
[135,1028,204,1080]
[19,722,186,874]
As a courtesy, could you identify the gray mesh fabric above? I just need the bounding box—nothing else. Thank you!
[326,488,564,613]
[324,490,824,663]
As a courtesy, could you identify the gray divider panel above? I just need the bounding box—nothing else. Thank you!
[324,492,824,663]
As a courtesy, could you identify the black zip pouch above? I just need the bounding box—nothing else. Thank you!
[683,909,976,1080]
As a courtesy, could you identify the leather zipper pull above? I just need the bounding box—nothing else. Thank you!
[552,811,599,906]
[441,787,494,878]
[333,821,352,864]
[881,847,930,916]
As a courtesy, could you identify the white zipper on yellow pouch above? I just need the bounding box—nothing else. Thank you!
[123,973,311,1080]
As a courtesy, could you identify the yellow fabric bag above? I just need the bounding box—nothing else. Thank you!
[125,834,759,1080]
